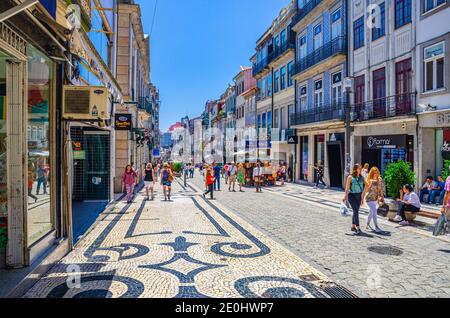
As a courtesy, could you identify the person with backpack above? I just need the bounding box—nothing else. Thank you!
[203,167,215,200]
[143,163,156,201]
[343,164,365,235]
[123,164,138,204]
[160,163,173,201]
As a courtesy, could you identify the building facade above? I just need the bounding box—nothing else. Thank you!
[348,0,417,185]
[415,1,450,183]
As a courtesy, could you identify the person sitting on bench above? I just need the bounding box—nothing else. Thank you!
[395,184,421,225]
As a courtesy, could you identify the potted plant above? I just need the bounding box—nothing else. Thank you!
[383,161,416,219]
[173,162,183,177]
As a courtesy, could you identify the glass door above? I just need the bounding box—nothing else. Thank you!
[0,52,7,267]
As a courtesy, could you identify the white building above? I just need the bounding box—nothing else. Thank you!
[415,1,450,182]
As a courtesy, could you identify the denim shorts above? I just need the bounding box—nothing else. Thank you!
[162,180,171,187]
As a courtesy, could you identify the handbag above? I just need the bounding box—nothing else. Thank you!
[433,215,448,236]
[377,203,390,217]
[168,173,174,183]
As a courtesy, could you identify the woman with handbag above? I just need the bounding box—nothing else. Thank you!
[362,167,384,233]
[343,164,365,235]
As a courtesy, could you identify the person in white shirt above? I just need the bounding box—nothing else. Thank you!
[395,184,421,225]
[253,162,263,193]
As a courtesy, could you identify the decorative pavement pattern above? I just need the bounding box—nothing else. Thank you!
[24,179,344,298]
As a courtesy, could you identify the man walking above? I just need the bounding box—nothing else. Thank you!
[213,162,221,191]
[253,162,263,193]
[229,162,237,192]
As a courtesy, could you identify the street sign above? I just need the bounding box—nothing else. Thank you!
[287,136,298,145]
[114,113,132,131]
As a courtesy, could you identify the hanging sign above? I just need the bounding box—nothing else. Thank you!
[115,114,132,131]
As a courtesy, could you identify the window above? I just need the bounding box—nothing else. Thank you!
[354,75,365,105]
[313,24,323,51]
[280,66,287,90]
[280,30,287,48]
[257,114,261,128]
[354,17,365,50]
[280,107,286,130]
[424,42,445,92]
[274,70,280,93]
[395,0,412,29]
[287,61,294,87]
[332,72,343,107]
[314,80,323,109]
[299,85,308,112]
[331,9,342,39]
[274,109,279,128]
[274,35,280,51]
[288,105,295,127]
[299,35,307,60]
[424,0,447,13]
[396,58,413,95]
[262,113,267,128]
[372,2,386,41]
[373,68,386,116]
[267,74,273,97]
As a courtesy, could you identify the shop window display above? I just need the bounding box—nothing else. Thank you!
[27,45,53,246]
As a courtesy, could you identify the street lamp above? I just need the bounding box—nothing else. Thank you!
[343,77,353,178]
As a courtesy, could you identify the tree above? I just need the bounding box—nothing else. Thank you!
[383,161,416,199]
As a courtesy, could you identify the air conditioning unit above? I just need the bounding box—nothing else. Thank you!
[63,86,110,120]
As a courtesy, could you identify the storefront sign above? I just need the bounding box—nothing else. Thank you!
[287,136,298,145]
[442,141,450,160]
[115,114,132,131]
[437,112,450,126]
[363,135,407,150]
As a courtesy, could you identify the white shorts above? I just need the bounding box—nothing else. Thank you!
[144,181,154,188]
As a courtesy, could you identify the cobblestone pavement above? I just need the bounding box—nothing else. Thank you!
[188,174,450,298]
[24,179,341,298]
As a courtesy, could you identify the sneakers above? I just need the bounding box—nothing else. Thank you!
[399,220,410,226]
[394,215,403,222]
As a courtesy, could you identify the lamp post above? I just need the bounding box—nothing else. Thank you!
[344,77,353,179]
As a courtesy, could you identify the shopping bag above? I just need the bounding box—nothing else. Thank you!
[433,215,448,237]
[340,203,350,217]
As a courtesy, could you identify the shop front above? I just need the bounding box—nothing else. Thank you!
[295,127,346,188]
[352,119,418,180]
[419,110,450,184]
[0,21,60,268]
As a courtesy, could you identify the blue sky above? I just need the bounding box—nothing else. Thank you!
[136,0,291,132]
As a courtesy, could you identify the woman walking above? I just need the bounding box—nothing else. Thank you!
[143,163,156,201]
[123,164,138,204]
[203,167,215,200]
[314,160,327,188]
[362,167,384,233]
[237,163,245,192]
[344,164,365,235]
[160,163,173,201]
[362,163,370,179]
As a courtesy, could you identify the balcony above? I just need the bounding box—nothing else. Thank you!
[138,97,153,115]
[290,103,345,126]
[252,56,271,77]
[294,36,347,77]
[269,41,295,65]
[291,0,323,27]
[352,93,416,122]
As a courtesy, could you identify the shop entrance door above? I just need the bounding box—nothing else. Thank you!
[362,149,381,172]
[83,132,110,201]
[327,141,344,188]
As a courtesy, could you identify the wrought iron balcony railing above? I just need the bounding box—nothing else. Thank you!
[291,0,323,27]
[252,55,271,76]
[294,36,347,76]
[269,41,295,64]
[290,103,345,126]
[351,93,416,122]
